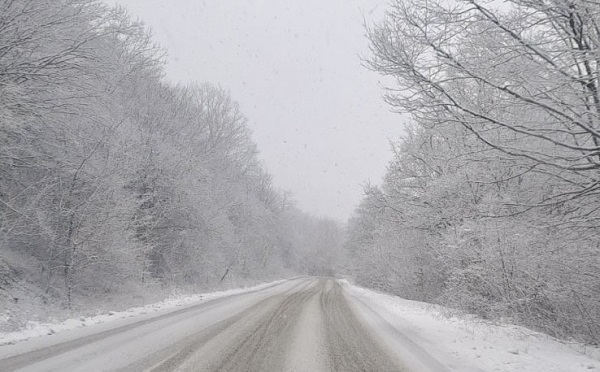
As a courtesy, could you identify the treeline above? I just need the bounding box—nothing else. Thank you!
[0,0,342,314]
[346,0,600,343]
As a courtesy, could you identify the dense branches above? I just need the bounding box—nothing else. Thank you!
[347,0,600,344]
[0,0,342,317]
[368,0,600,215]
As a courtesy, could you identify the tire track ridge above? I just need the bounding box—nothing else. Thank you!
[144,279,317,372]
[0,278,302,372]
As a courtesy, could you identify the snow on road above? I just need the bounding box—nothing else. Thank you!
[0,278,404,372]
[284,285,328,371]
[345,281,600,372]
[0,277,598,371]
[0,278,291,354]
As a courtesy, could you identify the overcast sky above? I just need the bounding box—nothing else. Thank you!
[112,0,404,221]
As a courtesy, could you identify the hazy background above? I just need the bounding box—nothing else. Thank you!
[111,0,404,221]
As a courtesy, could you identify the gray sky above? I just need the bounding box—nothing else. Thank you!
[112,0,404,221]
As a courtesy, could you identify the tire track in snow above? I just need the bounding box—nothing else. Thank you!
[143,279,318,372]
[1,278,416,372]
[320,280,406,371]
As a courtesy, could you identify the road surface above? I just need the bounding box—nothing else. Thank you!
[0,278,410,371]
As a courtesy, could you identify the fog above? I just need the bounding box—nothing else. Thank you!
[112,0,403,221]
[2,0,600,366]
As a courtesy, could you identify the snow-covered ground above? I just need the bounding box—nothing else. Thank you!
[0,279,288,347]
[345,281,600,372]
[2,277,598,372]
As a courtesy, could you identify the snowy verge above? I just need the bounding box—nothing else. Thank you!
[0,278,290,347]
[343,281,599,372]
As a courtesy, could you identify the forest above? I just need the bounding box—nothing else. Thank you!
[0,0,343,328]
[345,0,600,344]
[1,0,599,347]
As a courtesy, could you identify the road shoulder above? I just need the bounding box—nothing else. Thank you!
[343,282,600,372]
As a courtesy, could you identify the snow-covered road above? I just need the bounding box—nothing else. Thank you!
[0,277,598,371]
[0,278,405,371]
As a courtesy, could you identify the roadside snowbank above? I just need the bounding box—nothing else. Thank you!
[0,279,287,347]
[345,282,599,372]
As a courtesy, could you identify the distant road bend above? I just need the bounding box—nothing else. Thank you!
[0,277,434,371]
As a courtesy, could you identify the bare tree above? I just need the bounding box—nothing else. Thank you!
[348,0,600,342]
[367,0,600,218]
